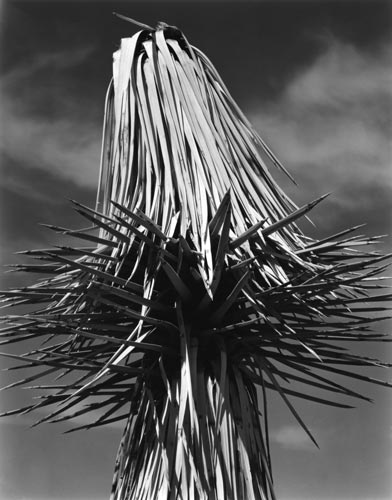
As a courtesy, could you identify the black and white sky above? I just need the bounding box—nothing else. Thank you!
[0,1,391,499]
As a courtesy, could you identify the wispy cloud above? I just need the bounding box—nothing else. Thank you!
[272,424,319,451]
[0,45,103,189]
[1,46,95,88]
[248,38,392,237]
[0,45,101,264]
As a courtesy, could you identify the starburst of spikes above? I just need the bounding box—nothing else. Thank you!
[1,196,391,499]
[1,19,391,500]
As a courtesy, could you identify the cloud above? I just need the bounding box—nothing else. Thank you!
[0,155,96,273]
[0,45,103,189]
[1,46,95,88]
[283,40,391,110]
[272,424,319,451]
[0,44,103,269]
[248,38,392,238]
[1,111,101,187]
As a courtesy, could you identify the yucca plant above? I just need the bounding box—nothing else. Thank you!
[1,17,390,500]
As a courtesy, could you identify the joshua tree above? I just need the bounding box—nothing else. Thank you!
[1,18,390,500]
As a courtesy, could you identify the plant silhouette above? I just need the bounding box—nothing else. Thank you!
[1,19,390,500]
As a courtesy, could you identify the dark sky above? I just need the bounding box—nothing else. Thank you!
[0,1,391,499]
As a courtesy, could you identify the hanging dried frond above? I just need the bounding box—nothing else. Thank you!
[1,21,390,500]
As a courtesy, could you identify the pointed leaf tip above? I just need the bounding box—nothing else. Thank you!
[112,12,153,30]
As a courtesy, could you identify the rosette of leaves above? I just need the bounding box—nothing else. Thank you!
[1,17,390,500]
